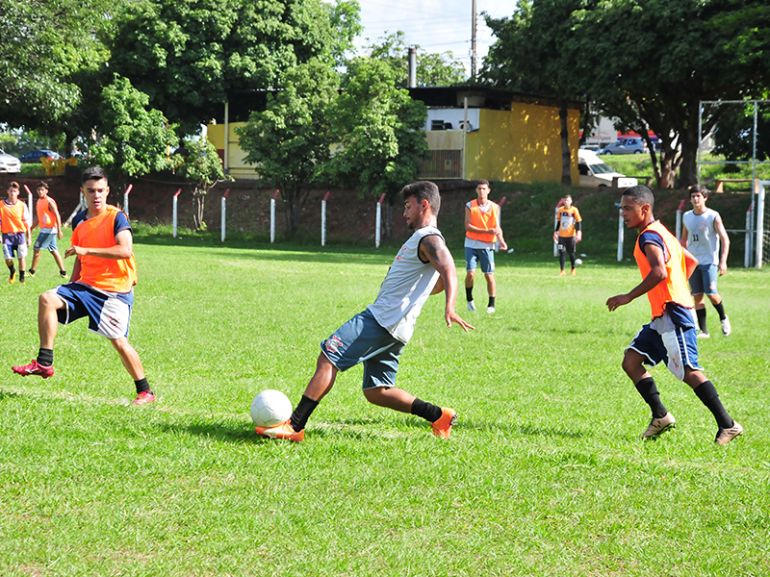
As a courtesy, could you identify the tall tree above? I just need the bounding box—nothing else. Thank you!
[108,0,359,134]
[237,60,340,235]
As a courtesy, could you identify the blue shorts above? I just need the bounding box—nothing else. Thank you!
[320,309,404,389]
[689,264,718,295]
[34,232,59,252]
[465,247,495,273]
[2,232,27,259]
[627,323,702,381]
[55,283,134,340]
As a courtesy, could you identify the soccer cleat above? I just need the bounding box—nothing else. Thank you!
[467,301,476,312]
[59,270,68,278]
[486,306,495,314]
[697,331,710,339]
[132,391,156,405]
[255,419,305,442]
[559,270,566,277]
[8,271,16,284]
[431,407,457,439]
[642,412,676,439]
[12,359,55,379]
[720,317,731,336]
[571,268,576,276]
[715,421,743,445]
[28,269,35,277]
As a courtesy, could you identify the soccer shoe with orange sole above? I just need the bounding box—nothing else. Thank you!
[431,408,457,439]
[132,391,156,405]
[255,420,305,442]
[12,359,55,379]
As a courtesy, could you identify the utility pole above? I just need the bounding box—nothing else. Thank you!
[471,0,478,79]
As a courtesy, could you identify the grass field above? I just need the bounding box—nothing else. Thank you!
[1,234,769,577]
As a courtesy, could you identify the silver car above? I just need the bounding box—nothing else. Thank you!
[0,149,22,173]
[598,137,646,155]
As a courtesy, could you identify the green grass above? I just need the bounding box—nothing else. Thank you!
[1,235,769,576]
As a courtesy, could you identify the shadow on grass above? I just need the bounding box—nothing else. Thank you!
[158,420,257,444]
[0,389,23,401]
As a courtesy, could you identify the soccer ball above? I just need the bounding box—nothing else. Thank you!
[574,258,583,266]
[250,390,292,427]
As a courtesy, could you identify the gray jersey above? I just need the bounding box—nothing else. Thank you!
[368,226,441,343]
[683,208,720,265]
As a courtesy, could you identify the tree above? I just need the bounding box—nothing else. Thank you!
[89,75,179,191]
[482,0,770,188]
[177,138,230,231]
[237,60,340,236]
[0,0,117,136]
[325,57,427,237]
[483,0,585,185]
[367,32,467,87]
[108,0,360,134]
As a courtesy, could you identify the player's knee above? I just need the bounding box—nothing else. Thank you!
[39,290,60,310]
[621,354,638,377]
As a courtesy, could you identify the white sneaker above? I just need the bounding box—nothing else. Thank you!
[715,421,743,445]
[467,301,476,312]
[721,317,731,336]
[642,412,676,439]
[697,331,710,339]
[486,306,495,314]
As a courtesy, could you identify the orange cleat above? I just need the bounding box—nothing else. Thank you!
[431,408,457,439]
[255,419,305,442]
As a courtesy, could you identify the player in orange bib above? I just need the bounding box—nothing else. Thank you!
[606,186,742,445]
[28,181,67,279]
[12,166,156,405]
[0,181,32,283]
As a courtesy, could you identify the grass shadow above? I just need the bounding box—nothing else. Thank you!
[158,420,257,444]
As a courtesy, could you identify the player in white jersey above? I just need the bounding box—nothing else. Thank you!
[680,185,731,338]
[255,181,474,442]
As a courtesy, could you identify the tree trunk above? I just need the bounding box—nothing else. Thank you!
[559,103,572,186]
[192,187,206,231]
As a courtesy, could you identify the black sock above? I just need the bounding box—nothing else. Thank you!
[29,268,35,274]
[465,287,473,302]
[37,348,54,367]
[290,395,318,432]
[694,380,733,430]
[8,264,15,276]
[488,296,496,308]
[635,377,668,419]
[19,270,25,281]
[569,253,576,269]
[713,301,726,321]
[696,308,708,332]
[559,251,566,271]
[411,398,442,423]
[134,378,151,394]
[59,269,66,275]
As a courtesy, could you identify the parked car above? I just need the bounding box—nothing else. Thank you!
[578,149,638,188]
[0,149,22,173]
[598,137,646,155]
[19,149,61,163]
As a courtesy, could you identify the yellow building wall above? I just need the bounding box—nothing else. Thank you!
[207,122,261,179]
[464,103,580,183]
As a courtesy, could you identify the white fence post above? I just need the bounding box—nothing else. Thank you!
[321,191,331,247]
[755,182,766,269]
[123,184,133,218]
[220,189,229,243]
[617,206,624,262]
[172,188,181,238]
[270,190,278,244]
[23,184,33,225]
[375,193,385,248]
[675,199,686,240]
[744,206,752,268]
[553,201,562,257]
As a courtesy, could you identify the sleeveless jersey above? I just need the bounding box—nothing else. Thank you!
[0,200,30,234]
[556,206,582,238]
[368,226,442,343]
[682,208,719,265]
[633,220,693,319]
[72,205,137,293]
[465,199,499,245]
[36,197,58,231]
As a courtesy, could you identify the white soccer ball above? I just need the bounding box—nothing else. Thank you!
[250,390,292,427]
[574,258,583,266]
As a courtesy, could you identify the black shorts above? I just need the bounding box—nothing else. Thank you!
[557,236,576,253]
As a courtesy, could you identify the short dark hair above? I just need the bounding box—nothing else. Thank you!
[8,181,19,190]
[36,181,48,190]
[689,184,710,198]
[477,179,490,187]
[621,185,655,208]
[81,165,108,184]
[402,180,441,216]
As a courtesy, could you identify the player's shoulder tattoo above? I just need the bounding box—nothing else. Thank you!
[419,233,446,262]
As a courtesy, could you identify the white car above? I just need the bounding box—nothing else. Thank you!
[0,149,22,174]
[578,149,637,188]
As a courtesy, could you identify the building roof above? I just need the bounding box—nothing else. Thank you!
[407,86,583,110]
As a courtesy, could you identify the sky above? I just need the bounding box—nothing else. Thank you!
[355,0,517,74]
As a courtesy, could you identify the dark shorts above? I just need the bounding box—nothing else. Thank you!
[689,264,718,295]
[320,309,404,390]
[465,247,495,273]
[557,236,577,254]
[627,323,702,381]
[55,283,134,340]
